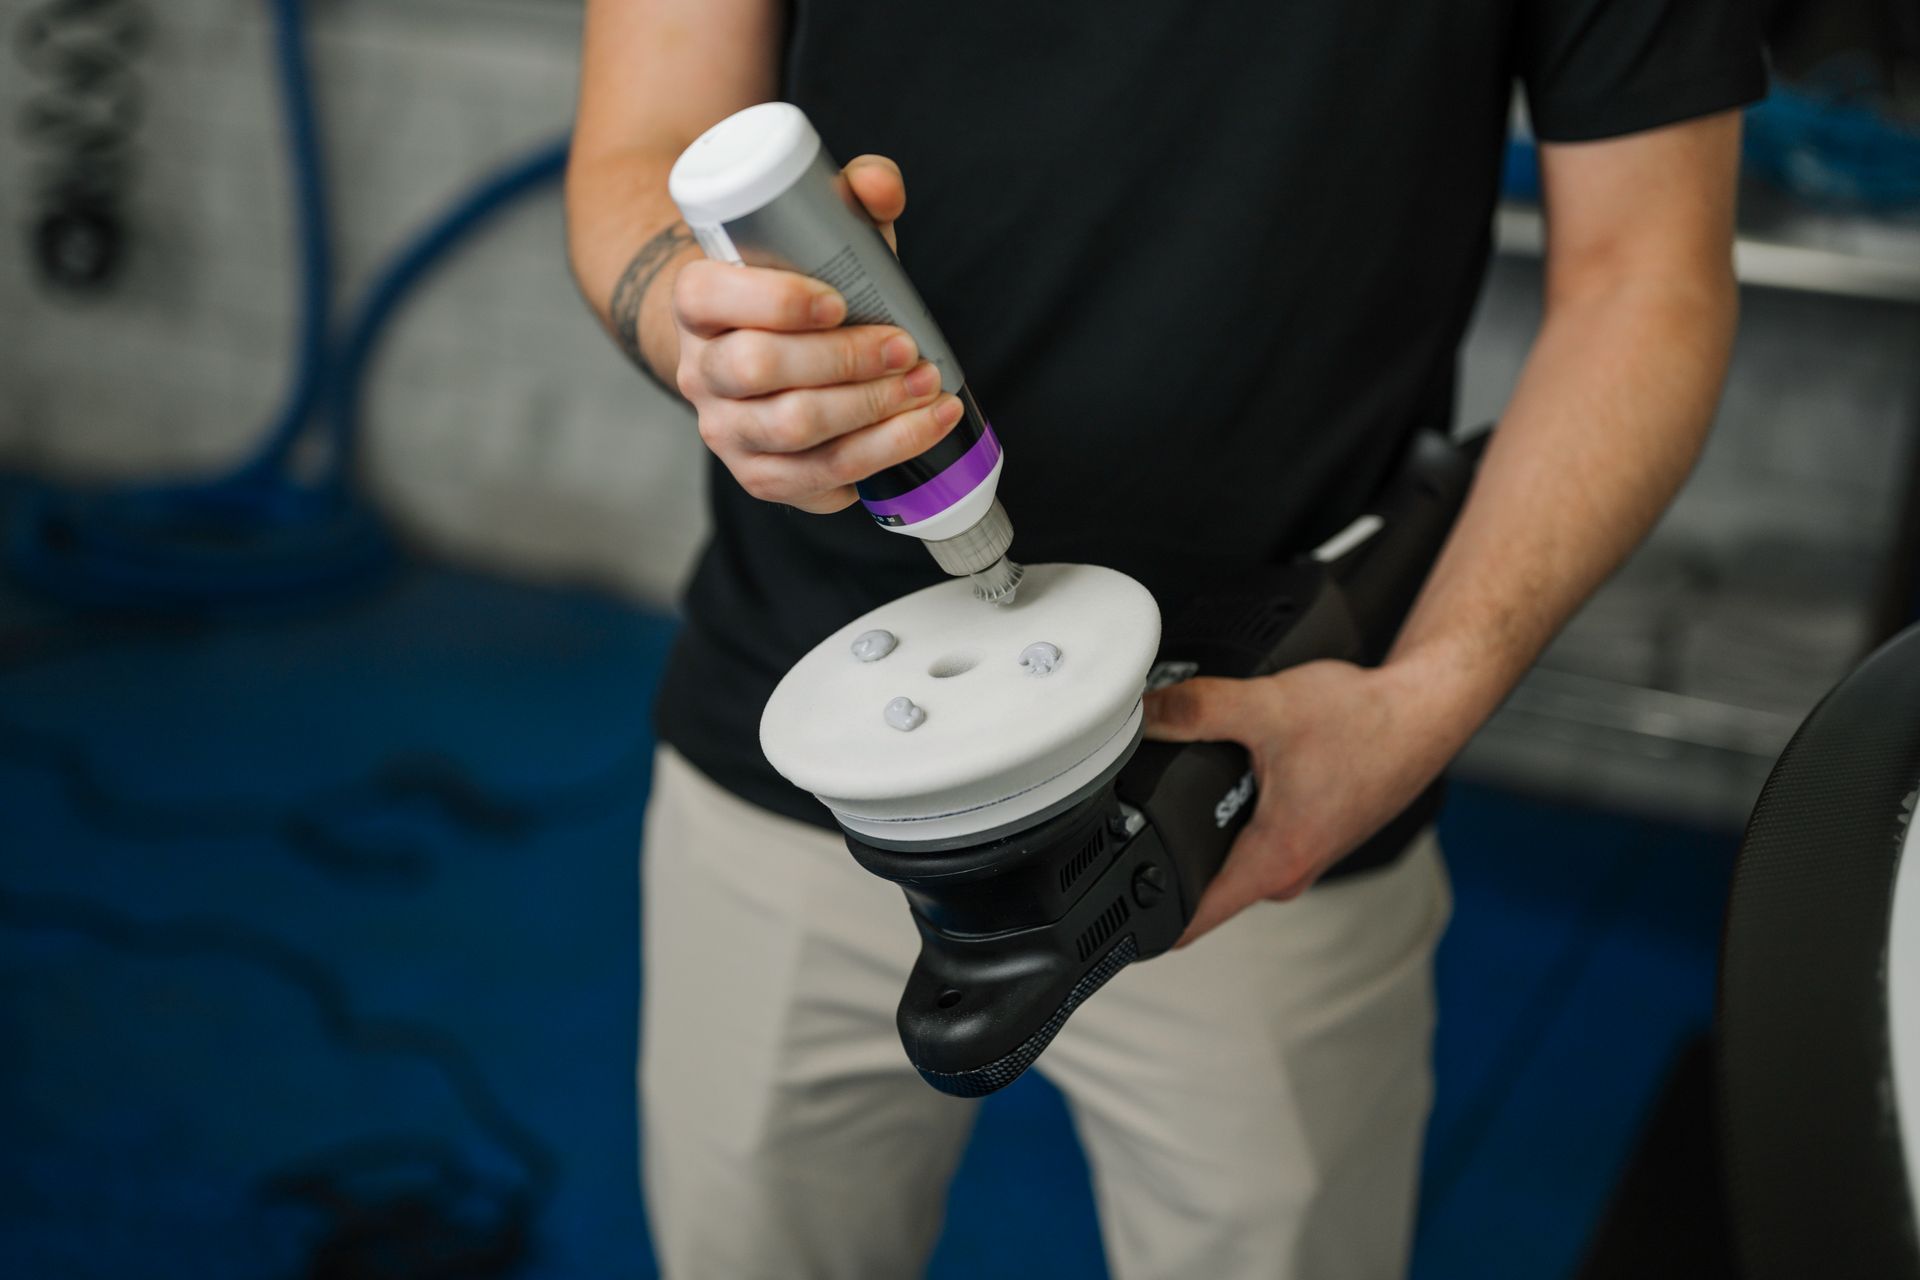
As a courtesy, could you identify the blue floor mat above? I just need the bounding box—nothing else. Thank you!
[1,568,670,1276]
[1417,788,1736,1279]
[0,563,1737,1278]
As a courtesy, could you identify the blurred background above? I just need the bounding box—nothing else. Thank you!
[2,0,1918,1276]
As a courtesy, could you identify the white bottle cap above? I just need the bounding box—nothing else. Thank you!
[669,102,823,226]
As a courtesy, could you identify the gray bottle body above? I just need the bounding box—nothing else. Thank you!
[670,102,1016,590]
[681,149,1002,544]
[703,151,964,394]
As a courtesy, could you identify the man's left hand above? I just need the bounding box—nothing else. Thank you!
[1142,659,1469,946]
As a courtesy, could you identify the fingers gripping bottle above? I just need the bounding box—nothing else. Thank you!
[668,102,1022,604]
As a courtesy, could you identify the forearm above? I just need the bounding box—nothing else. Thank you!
[1384,260,1738,744]
[565,0,780,387]
[564,145,699,388]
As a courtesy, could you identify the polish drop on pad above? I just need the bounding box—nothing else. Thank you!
[760,564,1160,846]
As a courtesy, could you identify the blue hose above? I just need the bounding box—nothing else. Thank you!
[6,0,570,610]
[242,0,335,491]
[1744,60,1920,213]
[324,142,569,478]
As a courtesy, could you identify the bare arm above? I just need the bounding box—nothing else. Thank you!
[1146,111,1744,940]
[1385,111,1743,738]
[565,0,782,381]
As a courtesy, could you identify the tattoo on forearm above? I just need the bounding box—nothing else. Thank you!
[609,222,694,384]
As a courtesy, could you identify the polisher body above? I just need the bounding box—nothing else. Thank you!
[764,432,1482,1095]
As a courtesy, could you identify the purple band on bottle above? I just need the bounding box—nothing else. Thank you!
[861,426,1002,527]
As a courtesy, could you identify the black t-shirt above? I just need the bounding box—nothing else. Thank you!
[656,0,1766,830]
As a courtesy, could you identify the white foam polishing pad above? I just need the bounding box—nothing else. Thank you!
[761,564,1161,845]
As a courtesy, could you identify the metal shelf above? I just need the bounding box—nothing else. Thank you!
[346,0,584,33]
[1495,201,1920,305]
[1455,668,1803,828]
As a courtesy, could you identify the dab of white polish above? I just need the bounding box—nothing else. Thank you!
[851,630,897,662]
[1019,642,1062,676]
[884,696,926,732]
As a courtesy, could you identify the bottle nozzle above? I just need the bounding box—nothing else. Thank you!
[924,499,1021,604]
[968,556,1025,605]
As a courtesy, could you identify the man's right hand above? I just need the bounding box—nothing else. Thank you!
[668,157,964,515]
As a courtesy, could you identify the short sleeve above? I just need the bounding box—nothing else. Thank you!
[1519,0,1769,143]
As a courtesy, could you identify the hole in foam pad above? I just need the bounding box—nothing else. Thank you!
[928,653,979,678]
[937,989,964,1009]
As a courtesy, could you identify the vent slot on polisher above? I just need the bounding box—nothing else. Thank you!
[1075,896,1132,962]
[1057,828,1108,894]
[1173,594,1302,650]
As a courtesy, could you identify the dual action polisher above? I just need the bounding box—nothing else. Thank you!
[762,430,1483,1096]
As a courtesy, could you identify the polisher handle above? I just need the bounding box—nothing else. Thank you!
[1127,427,1485,956]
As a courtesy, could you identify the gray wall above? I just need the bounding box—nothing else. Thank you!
[1,0,707,605]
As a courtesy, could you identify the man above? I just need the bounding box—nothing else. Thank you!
[566,2,1765,1276]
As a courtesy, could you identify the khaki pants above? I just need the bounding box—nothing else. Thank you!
[640,747,1450,1280]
